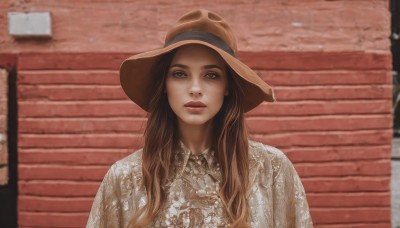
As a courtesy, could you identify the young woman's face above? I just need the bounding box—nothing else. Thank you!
[166,44,229,127]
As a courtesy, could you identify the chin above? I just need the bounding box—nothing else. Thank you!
[178,116,214,126]
[182,119,210,126]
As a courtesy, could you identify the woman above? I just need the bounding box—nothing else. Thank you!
[87,9,313,228]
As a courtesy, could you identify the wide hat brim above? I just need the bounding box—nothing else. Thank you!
[120,40,275,113]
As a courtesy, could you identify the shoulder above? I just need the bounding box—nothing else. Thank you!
[113,148,143,169]
[248,142,312,226]
[106,149,143,188]
[109,148,142,173]
[248,140,288,166]
[248,140,297,181]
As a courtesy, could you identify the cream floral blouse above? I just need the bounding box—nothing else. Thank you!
[86,141,313,227]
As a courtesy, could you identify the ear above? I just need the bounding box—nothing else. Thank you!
[224,88,229,96]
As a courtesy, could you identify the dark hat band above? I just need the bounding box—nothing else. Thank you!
[164,30,236,57]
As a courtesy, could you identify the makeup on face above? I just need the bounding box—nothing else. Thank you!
[165,44,229,127]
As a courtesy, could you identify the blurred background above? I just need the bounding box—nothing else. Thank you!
[0,0,398,227]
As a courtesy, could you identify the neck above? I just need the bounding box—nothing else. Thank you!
[178,120,213,155]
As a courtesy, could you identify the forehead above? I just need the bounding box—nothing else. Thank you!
[171,44,227,67]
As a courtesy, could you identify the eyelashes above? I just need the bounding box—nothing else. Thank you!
[170,70,221,79]
[171,70,186,78]
[205,72,219,79]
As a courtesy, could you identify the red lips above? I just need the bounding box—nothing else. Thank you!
[184,101,206,107]
[184,101,206,113]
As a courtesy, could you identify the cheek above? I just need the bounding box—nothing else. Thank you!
[212,81,228,100]
[207,84,227,109]
[165,79,174,95]
[165,80,182,106]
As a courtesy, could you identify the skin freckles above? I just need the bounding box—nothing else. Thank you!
[165,44,229,154]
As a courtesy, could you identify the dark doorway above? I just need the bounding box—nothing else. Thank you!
[0,68,18,227]
[391,0,400,136]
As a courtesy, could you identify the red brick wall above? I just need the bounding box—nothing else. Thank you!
[0,0,393,227]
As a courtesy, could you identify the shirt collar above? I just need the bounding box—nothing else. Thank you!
[173,140,221,181]
[170,140,262,190]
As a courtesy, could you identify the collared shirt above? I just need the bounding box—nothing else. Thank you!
[86,141,313,227]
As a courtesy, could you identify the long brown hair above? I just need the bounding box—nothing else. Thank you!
[127,49,250,227]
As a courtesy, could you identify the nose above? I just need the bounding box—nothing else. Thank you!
[189,77,202,95]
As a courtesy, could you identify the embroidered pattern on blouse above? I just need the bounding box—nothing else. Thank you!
[86,141,313,228]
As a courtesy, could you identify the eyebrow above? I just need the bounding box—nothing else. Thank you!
[169,64,224,71]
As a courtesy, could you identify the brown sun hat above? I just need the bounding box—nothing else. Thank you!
[120,9,275,112]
